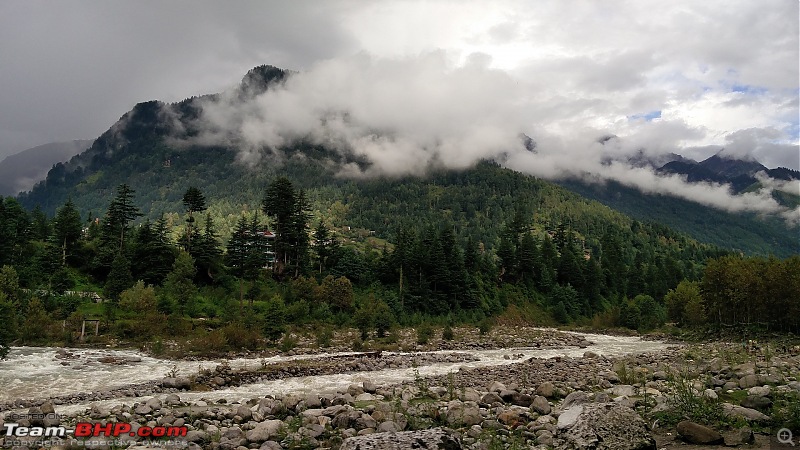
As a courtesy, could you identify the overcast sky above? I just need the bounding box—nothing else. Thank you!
[1,0,798,176]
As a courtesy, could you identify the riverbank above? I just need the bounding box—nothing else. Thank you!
[2,329,798,449]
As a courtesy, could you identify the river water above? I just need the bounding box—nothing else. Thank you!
[0,331,673,414]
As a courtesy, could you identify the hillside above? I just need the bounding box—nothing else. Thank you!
[0,140,92,196]
[17,65,798,258]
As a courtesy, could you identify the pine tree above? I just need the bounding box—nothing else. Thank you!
[101,184,142,252]
[181,187,207,252]
[163,250,198,316]
[104,253,134,302]
[312,221,339,274]
[52,198,83,265]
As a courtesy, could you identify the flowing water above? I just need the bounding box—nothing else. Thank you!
[0,331,674,415]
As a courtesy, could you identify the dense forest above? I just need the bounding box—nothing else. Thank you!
[2,172,798,358]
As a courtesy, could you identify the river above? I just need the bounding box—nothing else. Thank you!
[0,331,673,415]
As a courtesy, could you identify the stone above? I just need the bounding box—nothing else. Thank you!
[508,392,533,407]
[246,420,285,443]
[363,381,377,394]
[480,392,503,405]
[164,394,181,405]
[340,427,462,450]
[303,394,322,409]
[557,405,584,430]
[355,393,376,402]
[537,382,556,398]
[738,374,758,389]
[235,405,252,421]
[378,420,402,433]
[747,385,771,397]
[721,403,770,422]
[184,430,208,443]
[740,395,771,410]
[676,421,722,444]
[702,389,718,400]
[445,401,482,427]
[532,395,551,415]
[560,391,590,411]
[555,403,656,450]
[722,427,754,446]
[162,377,191,390]
[488,381,507,393]
[497,409,521,426]
[583,351,599,359]
[611,385,636,397]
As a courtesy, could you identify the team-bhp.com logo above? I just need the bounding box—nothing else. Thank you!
[4,422,188,438]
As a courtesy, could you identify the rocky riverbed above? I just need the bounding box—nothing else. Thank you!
[2,330,798,449]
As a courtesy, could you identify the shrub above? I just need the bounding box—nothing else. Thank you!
[442,325,454,341]
[416,324,433,345]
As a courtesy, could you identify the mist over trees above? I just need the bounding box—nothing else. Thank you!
[0,167,797,357]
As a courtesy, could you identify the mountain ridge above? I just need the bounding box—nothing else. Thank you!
[14,64,799,257]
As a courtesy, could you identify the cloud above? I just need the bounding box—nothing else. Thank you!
[182,52,797,222]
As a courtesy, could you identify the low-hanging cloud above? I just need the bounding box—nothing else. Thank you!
[184,52,798,223]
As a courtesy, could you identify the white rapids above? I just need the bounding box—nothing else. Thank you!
[0,331,674,415]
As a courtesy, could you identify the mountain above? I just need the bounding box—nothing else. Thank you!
[0,140,92,196]
[16,65,799,258]
[658,151,800,196]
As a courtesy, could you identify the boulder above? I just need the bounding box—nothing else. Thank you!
[555,403,656,450]
[676,421,722,444]
[738,374,758,389]
[162,377,191,390]
[740,395,771,410]
[245,420,286,443]
[537,382,556,398]
[532,395,551,415]
[445,401,482,427]
[560,391,590,411]
[721,403,770,422]
[340,427,462,449]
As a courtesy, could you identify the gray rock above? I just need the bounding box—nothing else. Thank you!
[378,420,402,433]
[537,382,556,398]
[560,391,590,411]
[184,430,208,443]
[164,394,182,405]
[676,421,722,444]
[738,374,758,389]
[721,403,771,422]
[611,385,636,397]
[363,381,377,394]
[557,405,584,430]
[480,392,503,405]
[722,427,754,446]
[488,381,507,393]
[555,403,656,450]
[245,420,285,443]
[747,385,771,397]
[235,405,252,421]
[740,395,772,410]
[583,351,599,359]
[162,377,191,390]
[445,401,482,427]
[340,427,462,449]
[532,395,551,415]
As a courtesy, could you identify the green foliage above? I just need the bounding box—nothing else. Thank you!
[163,251,199,316]
[263,295,287,341]
[104,253,134,301]
[665,280,702,326]
[0,292,17,358]
[416,323,433,344]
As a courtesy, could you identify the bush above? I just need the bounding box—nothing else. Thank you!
[442,325,454,341]
[222,323,260,350]
[315,327,333,348]
[279,335,298,353]
[416,324,433,344]
[478,318,492,335]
